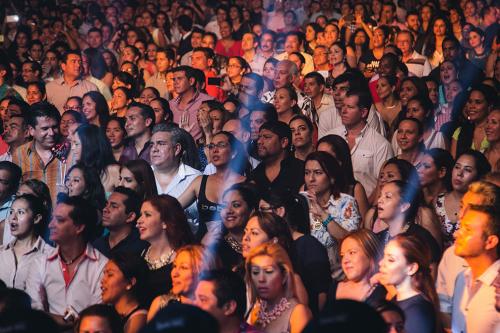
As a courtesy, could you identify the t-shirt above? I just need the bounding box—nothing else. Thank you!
[395,294,436,333]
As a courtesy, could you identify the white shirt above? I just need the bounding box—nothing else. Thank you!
[153,163,201,232]
[404,51,432,78]
[317,93,341,138]
[204,20,221,40]
[391,128,447,155]
[0,196,15,245]
[326,124,394,197]
[451,260,500,333]
[436,245,468,314]
[0,236,53,290]
[248,53,267,75]
[275,51,315,76]
[25,243,107,315]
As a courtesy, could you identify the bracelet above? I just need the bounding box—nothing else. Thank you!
[322,215,334,228]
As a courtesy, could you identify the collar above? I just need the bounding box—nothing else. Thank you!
[174,90,200,105]
[47,243,99,262]
[54,76,82,86]
[0,195,14,210]
[465,259,500,287]
[319,92,333,107]
[342,123,369,138]
[182,30,192,39]
[4,236,46,254]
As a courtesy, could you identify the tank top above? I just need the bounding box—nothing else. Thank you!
[196,175,221,238]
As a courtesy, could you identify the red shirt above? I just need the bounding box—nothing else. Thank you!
[215,40,243,58]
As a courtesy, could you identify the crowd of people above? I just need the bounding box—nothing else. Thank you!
[0,0,499,332]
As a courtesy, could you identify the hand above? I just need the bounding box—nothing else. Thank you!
[355,14,363,25]
[220,74,233,92]
[180,112,195,132]
[197,108,212,132]
[304,190,327,221]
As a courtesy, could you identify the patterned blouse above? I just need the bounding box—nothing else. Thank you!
[434,193,460,248]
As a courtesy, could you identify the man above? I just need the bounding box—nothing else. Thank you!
[405,10,420,39]
[481,6,499,49]
[46,50,98,113]
[21,61,42,86]
[396,30,431,78]
[191,47,223,100]
[275,32,314,75]
[26,196,107,328]
[303,72,337,138]
[195,270,262,333]
[204,5,227,40]
[122,102,155,163]
[150,123,201,232]
[242,32,266,75]
[12,102,64,202]
[201,32,217,50]
[452,190,500,333]
[250,120,304,194]
[238,72,264,119]
[0,61,21,100]
[0,161,21,246]
[380,2,406,30]
[0,113,30,161]
[261,60,315,124]
[177,15,195,57]
[180,28,205,66]
[326,90,393,197]
[85,27,104,51]
[312,45,330,78]
[92,186,147,258]
[169,66,213,141]
[145,48,176,99]
[257,30,277,60]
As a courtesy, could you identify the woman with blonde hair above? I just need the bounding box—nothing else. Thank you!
[246,243,312,333]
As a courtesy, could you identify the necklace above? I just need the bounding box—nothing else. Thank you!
[256,297,291,328]
[224,234,242,253]
[61,249,85,265]
[144,247,175,270]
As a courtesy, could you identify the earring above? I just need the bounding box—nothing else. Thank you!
[162,223,167,230]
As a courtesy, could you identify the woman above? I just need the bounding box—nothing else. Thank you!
[101,252,148,333]
[0,194,52,290]
[26,81,46,105]
[326,230,386,307]
[141,10,167,48]
[302,152,361,274]
[417,148,454,206]
[150,97,173,125]
[263,57,278,82]
[229,4,251,40]
[111,87,133,117]
[395,117,425,165]
[438,60,459,105]
[215,20,242,58]
[224,56,250,96]
[139,87,160,106]
[423,16,451,69]
[359,26,389,78]
[305,23,322,53]
[76,304,122,333]
[82,91,110,128]
[485,109,500,171]
[136,195,194,306]
[120,159,158,201]
[375,75,401,130]
[328,42,350,79]
[451,84,496,157]
[463,0,481,26]
[290,115,314,161]
[60,110,84,140]
[106,116,127,162]
[378,235,439,333]
[316,135,369,217]
[466,27,490,71]
[274,85,300,125]
[179,132,246,240]
[435,150,491,247]
[449,6,465,42]
[398,76,429,108]
[346,28,370,69]
[64,163,106,210]
[147,244,218,320]
[246,243,312,333]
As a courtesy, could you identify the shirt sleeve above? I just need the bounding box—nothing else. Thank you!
[25,255,47,311]
[336,195,361,232]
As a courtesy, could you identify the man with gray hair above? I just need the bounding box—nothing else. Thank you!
[261,60,316,124]
[149,123,201,233]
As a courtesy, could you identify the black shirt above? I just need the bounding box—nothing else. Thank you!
[249,155,304,194]
[395,294,436,333]
[93,228,148,258]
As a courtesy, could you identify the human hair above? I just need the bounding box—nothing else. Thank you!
[423,148,454,191]
[121,159,158,200]
[56,194,98,242]
[397,117,424,138]
[12,194,48,237]
[18,179,52,215]
[177,15,193,32]
[259,121,292,150]
[340,229,382,278]
[212,131,251,176]
[61,49,82,64]
[172,65,197,83]
[245,243,295,304]
[423,15,453,57]
[277,84,300,116]
[26,101,61,128]
[304,71,325,86]
[345,89,372,112]
[222,183,259,214]
[108,251,149,305]
[61,109,84,126]
[317,135,357,188]
[242,72,264,95]
[289,114,314,133]
[111,186,141,219]
[114,71,136,96]
[248,212,293,255]
[82,91,110,126]
[375,300,406,322]
[456,149,492,181]
[383,180,421,223]
[75,124,115,174]
[144,195,194,249]
[348,28,370,53]
[76,304,122,333]
[305,151,347,200]
[289,51,305,67]
[152,123,200,170]
[405,95,435,130]
[127,101,155,130]
[263,57,278,69]
[278,59,299,80]
[156,47,176,61]
[466,180,500,207]
[399,76,429,101]
[0,161,21,196]
[65,163,106,210]
[192,47,215,61]
[251,102,278,123]
[26,81,46,98]
[175,244,220,295]
[150,97,173,123]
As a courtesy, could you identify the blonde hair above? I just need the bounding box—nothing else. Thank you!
[467,180,499,206]
[244,243,295,305]
[340,229,382,279]
[174,244,220,294]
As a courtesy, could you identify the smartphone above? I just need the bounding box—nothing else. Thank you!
[6,15,19,23]
[207,77,222,86]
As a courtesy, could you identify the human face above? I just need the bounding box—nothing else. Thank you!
[257,129,284,159]
[156,51,171,73]
[354,30,367,46]
[341,95,365,127]
[316,142,336,158]
[26,85,44,105]
[328,44,344,66]
[173,71,193,95]
[290,118,312,149]
[305,159,331,196]
[373,29,386,48]
[4,117,27,145]
[381,310,405,333]
[274,63,293,89]
[260,33,274,53]
[341,237,372,282]
[102,192,130,229]
[406,14,420,32]
[227,58,244,80]
[379,240,413,287]
[82,96,97,122]
[406,100,427,122]
[201,35,216,49]
[30,44,43,62]
[452,154,478,193]
[136,201,164,242]
[284,35,300,54]
[324,24,338,47]
[150,100,168,124]
[221,190,251,232]
[70,131,82,162]
[444,81,463,104]
[106,119,125,149]
[396,120,421,152]
[112,89,129,110]
[219,21,232,39]
[433,19,447,37]
[8,198,37,240]
[125,107,150,138]
[101,260,130,304]
[150,131,178,168]
[78,315,113,333]
[377,182,403,221]
[191,51,209,71]
[239,76,259,98]
[62,54,82,78]
[209,133,232,167]
[454,208,494,258]
[250,255,285,301]
[274,88,296,115]
[87,31,102,49]
[250,111,266,140]
[140,89,157,106]
[396,33,412,55]
[468,31,483,48]
[399,80,418,106]
[440,61,457,85]
[209,110,224,133]
[303,77,322,99]
[379,163,402,187]
[29,116,59,150]
[443,41,459,61]
[146,44,157,62]
[49,203,81,244]
[22,63,38,83]
[194,281,225,323]
[305,25,316,42]
[333,81,350,109]
[242,216,270,257]
[416,154,441,187]
[485,111,500,143]
[313,47,328,68]
[263,62,276,81]
[242,33,256,52]
[382,4,395,22]
[376,77,393,100]
[65,167,86,197]
[171,251,197,295]
[466,90,489,123]
[288,54,303,73]
[0,170,11,202]
[119,167,139,192]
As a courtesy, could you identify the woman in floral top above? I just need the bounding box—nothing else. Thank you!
[302,152,361,276]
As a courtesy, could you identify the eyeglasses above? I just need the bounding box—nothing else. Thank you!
[207,142,230,150]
